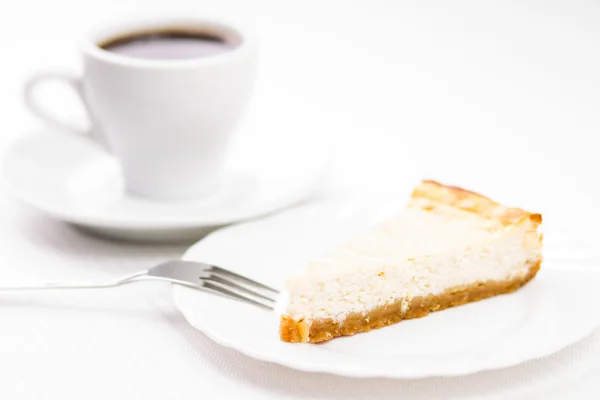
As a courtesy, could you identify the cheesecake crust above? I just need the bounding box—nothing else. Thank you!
[281,258,541,343]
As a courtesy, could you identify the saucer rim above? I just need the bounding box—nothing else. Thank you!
[2,130,328,229]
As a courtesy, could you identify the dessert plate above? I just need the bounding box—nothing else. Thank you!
[173,198,600,378]
[2,129,327,242]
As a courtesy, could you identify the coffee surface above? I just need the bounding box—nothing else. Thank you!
[100,31,234,60]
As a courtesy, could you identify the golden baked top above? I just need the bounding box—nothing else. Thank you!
[410,180,542,228]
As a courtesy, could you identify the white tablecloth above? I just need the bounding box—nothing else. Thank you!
[1,190,600,400]
[2,0,600,398]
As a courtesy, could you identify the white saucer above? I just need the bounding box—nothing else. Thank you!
[173,199,600,378]
[2,130,327,242]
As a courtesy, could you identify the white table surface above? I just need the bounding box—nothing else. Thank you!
[1,0,600,398]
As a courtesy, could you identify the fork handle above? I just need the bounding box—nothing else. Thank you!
[0,270,150,291]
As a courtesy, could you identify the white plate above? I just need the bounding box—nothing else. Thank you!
[173,198,600,378]
[1,130,327,242]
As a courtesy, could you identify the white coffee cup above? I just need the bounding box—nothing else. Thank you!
[24,17,258,200]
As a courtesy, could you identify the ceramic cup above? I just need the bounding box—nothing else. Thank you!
[24,17,258,200]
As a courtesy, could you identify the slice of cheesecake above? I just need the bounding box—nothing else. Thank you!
[279,180,543,343]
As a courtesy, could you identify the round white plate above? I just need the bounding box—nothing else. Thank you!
[173,198,600,378]
[2,130,327,242]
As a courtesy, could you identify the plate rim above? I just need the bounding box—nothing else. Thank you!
[172,200,600,378]
[172,269,600,378]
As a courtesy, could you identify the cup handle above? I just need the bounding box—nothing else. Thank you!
[23,71,92,134]
[24,71,111,151]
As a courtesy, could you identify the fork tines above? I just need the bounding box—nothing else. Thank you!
[199,266,279,310]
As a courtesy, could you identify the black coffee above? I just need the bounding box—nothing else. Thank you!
[100,29,236,60]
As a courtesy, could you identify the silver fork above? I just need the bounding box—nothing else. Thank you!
[0,260,279,310]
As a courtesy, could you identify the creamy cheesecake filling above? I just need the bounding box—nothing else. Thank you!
[283,207,541,325]
[280,180,543,343]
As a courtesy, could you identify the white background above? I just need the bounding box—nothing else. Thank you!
[0,0,599,398]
